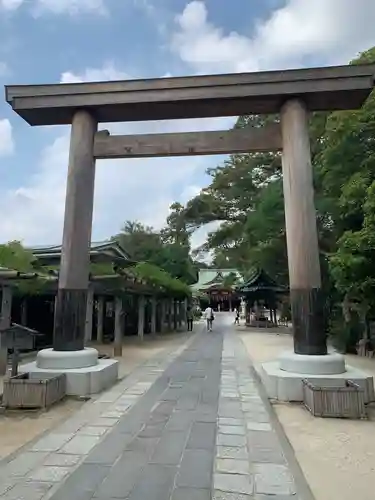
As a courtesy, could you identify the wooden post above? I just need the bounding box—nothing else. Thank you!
[20,299,27,326]
[0,286,12,330]
[114,296,123,356]
[53,110,97,352]
[150,296,157,336]
[160,299,166,333]
[281,99,326,355]
[173,300,178,331]
[138,295,145,340]
[183,298,188,329]
[11,348,19,378]
[167,299,173,331]
[84,287,94,343]
[177,301,182,328]
[0,286,12,375]
[97,296,105,344]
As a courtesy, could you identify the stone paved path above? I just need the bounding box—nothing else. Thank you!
[0,318,305,500]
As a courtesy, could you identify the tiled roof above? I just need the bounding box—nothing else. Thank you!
[191,268,243,291]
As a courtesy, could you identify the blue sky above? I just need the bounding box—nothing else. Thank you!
[0,0,375,247]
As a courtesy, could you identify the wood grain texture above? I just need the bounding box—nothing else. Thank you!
[137,295,145,339]
[0,286,12,330]
[160,299,166,333]
[93,125,282,159]
[54,110,97,351]
[0,286,12,374]
[167,299,173,332]
[290,288,326,355]
[53,289,87,351]
[7,64,374,99]
[281,99,326,355]
[84,287,94,343]
[96,296,104,344]
[150,297,157,335]
[281,99,321,290]
[114,296,123,357]
[6,64,374,125]
[173,300,178,331]
[58,110,97,290]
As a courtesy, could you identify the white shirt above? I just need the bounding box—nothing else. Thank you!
[204,307,213,319]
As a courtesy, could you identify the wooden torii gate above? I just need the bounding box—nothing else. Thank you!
[5,64,375,359]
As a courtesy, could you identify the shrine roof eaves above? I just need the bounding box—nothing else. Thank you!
[237,268,287,294]
[28,240,134,265]
[191,268,243,291]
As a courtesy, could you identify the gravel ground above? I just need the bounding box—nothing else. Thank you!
[239,326,375,500]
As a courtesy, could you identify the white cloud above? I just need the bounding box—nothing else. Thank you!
[0,0,23,10]
[0,0,107,15]
[61,62,129,84]
[0,131,203,244]
[172,1,255,73]
[0,63,232,245]
[180,184,202,203]
[0,119,14,156]
[191,221,219,251]
[171,0,375,73]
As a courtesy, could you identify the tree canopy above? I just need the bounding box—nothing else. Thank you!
[113,205,198,286]
[0,241,35,272]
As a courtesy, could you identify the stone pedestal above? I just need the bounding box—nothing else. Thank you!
[260,351,374,403]
[20,347,118,397]
[279,351,345,375]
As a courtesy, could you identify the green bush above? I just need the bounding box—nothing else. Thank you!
[328,306,362,353]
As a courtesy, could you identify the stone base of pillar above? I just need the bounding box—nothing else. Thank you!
[259,351,374,403]
[279,351,345,375]
[19,348,118,397]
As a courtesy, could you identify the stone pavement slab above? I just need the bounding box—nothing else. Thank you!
[0,318,309,500]
[212,328,301,500]
[0,336,192,500]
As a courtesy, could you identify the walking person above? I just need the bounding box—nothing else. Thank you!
[186,306,194,331]
[234,307,240,325]
[204,304,214,332]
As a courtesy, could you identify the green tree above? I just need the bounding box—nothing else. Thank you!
[0,241,35,272]
[162,202,191,246]
[113,221,163,263]
[113,217,197,285]
[182,113,287,280]
[312,47,375,348]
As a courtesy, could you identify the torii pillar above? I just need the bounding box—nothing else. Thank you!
[263,98,353,402]
[26,110,119,395]
[53,110,97,352]
[280,99,326,356]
